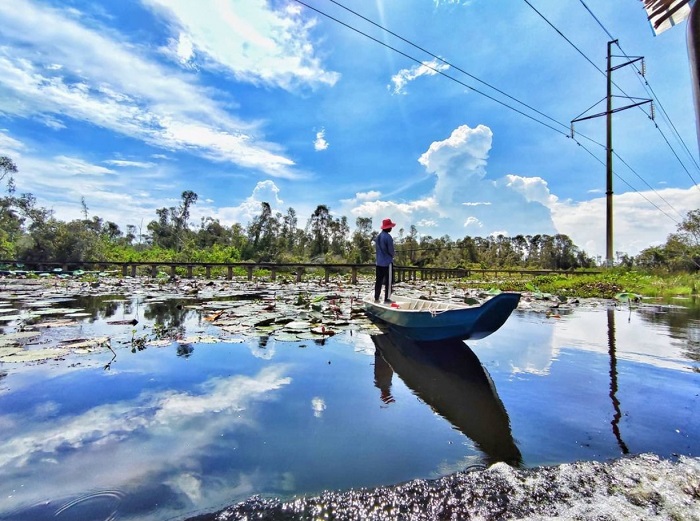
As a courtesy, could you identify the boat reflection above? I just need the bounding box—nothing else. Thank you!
[372,332,522,467]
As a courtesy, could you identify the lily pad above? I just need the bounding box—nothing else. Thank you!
[0,346,23,356]
[0,347,70,363]
[178,335,220,344]
[284,321,313,330]
[59,337,110,350]
[273,332,302,342]
[33,319,80,328]
[615,292,641,303]
[0,331,42,342]
[145,339,173,348]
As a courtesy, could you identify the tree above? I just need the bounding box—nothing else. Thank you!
[349,217,373,264]
[636,209,700,271]
[0,156,17,194]
[306,205,331,258]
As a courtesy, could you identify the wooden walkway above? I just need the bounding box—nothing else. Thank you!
[0,260,601,284]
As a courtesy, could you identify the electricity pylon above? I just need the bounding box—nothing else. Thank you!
[571,40,653,267]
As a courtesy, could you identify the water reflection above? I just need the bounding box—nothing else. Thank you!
[372,332,522,466]
[607,308,629,454]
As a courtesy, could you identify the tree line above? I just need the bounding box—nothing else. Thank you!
[0,156,697,271]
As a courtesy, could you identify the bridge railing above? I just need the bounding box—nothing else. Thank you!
[0,260,600,284]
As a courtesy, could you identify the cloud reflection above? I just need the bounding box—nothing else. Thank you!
[0,365,292,516]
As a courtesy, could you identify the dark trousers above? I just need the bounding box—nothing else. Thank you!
[374,265,392,301]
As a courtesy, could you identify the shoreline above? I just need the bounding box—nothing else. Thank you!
[187,453,700,521]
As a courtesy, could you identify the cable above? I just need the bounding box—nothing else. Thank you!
[578,0,615,41]
[299,0,692,226]
[327,0,570,134]
[294,0,570,137]
[575,0,700,185]
[576,142,680,224]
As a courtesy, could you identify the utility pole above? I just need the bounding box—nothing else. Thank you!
[571,40,653,267]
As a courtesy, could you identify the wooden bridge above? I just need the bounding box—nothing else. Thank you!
[0,260,601,284]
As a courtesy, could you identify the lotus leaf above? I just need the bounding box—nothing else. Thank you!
[273,333,301,342]
[145,339,173,347]
[178,335,220,344]
[59,337,110,350]
[0,347,69,362]
[1,331,41,341]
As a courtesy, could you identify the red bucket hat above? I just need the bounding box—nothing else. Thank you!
[381,218,397,230]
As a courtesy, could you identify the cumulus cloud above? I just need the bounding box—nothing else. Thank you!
[209,180,285,226]
[346,123,557,240]
[314,128,329,151]
[389,59,450,95]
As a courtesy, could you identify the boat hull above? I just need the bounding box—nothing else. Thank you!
[363,292,520,341]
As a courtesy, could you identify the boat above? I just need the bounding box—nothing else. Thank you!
[363,292,520,341]
[372,332,522,466]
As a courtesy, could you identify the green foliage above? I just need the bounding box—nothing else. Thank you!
[0,154,698,278]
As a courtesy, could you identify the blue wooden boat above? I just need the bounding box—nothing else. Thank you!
[363,292,520,341]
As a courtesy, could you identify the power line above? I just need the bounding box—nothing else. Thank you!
[297,0,692,226]
[326,0,570,134]
[525,0,698,213]
[574,0,700,186]
[293,0,570,137]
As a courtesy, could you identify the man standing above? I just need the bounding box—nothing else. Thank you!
[374,218,396,303]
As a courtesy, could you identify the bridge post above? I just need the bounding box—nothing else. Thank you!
[247,266,253,281]
[187,265,193,279]
[227,266,233,280]
[270,267,277,281]
[351,267,357,284]
[170,265,177,278]
[122,264,128,277]
[131,265,137,277]
[205,265,211,279]
[151,264,158,277]
[296,268,303,283]
[324,267,330,283]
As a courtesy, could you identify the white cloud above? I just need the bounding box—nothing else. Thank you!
[104,160,156,168]
[208,180,285,226]
[0,1,305,178]
[464,216,482,228]
[311,397,326,418]
[143,0,340,91]
[314,128,329,151]
[502,174,558,207]
[551,187,696,261]
[54,156,116,176]
[389,59,450,95]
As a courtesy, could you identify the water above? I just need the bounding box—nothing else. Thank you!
[0,294,698,520]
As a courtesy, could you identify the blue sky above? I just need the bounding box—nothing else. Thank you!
[0,0,698,261]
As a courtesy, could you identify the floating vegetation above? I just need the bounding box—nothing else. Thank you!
[0,347,69,363]
[0,273,613,370]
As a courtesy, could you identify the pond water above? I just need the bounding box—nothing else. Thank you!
[0,290,698,521]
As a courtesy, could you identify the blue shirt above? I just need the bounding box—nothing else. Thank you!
[375,230,395,267]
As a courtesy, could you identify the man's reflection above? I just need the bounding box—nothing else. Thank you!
[374,350,395,405]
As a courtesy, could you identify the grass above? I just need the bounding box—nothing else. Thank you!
[456,269,700,300]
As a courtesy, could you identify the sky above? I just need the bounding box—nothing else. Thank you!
[0,0,698,262]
